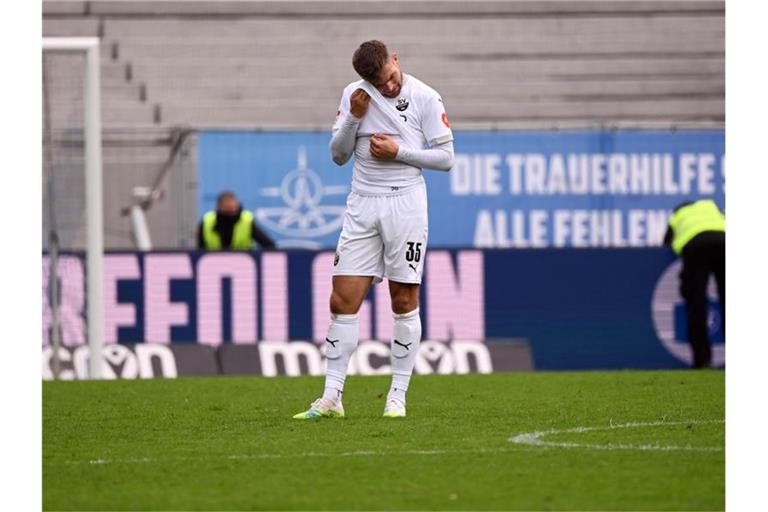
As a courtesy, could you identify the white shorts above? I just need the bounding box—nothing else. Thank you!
[333,184,428,284]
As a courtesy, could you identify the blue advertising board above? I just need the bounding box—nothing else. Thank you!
[42,249,724,370]
[198,130,724,249]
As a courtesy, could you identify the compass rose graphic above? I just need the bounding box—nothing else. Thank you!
[255,147,348,246]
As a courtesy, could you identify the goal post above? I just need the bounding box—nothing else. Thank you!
[42,37,104,379]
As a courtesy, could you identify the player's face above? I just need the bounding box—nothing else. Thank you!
[371,54,402,98]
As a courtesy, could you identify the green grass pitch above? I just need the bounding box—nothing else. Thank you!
[43,371,724,510]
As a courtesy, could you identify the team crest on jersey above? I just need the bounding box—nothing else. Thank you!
[396,97,409,111]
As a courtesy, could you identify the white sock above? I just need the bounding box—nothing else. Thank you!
[322,313,359,401]
[388,308,421,403]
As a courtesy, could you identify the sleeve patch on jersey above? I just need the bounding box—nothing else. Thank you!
[430,133,454,146]
[441,112,451,128]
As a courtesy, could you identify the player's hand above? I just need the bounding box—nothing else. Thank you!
[350,89,370,118]
[369,133,399,160]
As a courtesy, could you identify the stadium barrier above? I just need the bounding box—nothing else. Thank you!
[198,130,724,250]
[41,339,533,380]
[42,248,725,377]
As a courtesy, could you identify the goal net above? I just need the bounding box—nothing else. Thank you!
[42,38,104,379]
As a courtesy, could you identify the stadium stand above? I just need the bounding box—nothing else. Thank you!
[42,0,724,249]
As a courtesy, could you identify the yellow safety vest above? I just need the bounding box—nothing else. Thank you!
[202,210,254,250]
[668,199,725,255]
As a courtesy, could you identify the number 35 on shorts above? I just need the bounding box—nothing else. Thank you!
[404,241,423,263]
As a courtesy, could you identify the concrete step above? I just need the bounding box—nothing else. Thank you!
[103,15,722,40]
[154,96,724,127]
[43,17,100,37]
[120,55,725,80]
[102,106,158,127]
[137,77,725,102]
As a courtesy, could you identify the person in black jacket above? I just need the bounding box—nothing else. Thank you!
[197,191,276,250]
[663,199,725,368]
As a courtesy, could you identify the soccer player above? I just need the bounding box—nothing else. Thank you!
[293,40,454,419]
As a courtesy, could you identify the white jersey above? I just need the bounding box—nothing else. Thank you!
[332,73,453,195]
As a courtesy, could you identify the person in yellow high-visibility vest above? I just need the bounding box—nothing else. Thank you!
[197,191,276,250]
[663,199,725,368]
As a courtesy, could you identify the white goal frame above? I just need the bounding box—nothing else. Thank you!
[42,37,104,379]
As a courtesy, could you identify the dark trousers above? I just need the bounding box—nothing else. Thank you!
[680,231,725,368]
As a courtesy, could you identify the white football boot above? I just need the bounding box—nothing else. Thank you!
[382,397,406,418]
[292,397,345,420]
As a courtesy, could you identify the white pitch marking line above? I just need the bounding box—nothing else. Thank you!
[73,447,525,466]
[64,419,723,466]
[88,456,151,465]
[509,419,725,452]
